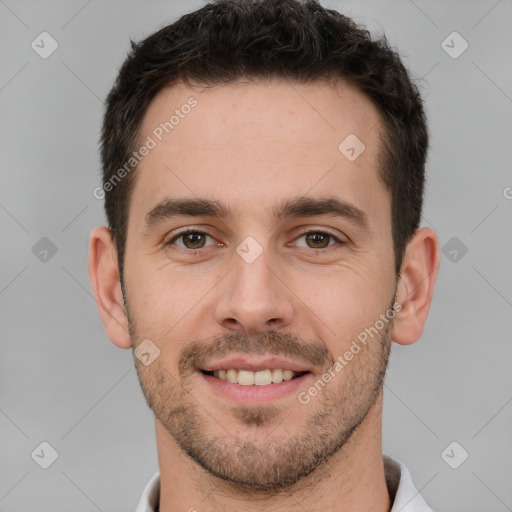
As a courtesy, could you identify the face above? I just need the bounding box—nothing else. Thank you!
[122,79,398,490]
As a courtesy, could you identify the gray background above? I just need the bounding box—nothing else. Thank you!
[1,0,511,511]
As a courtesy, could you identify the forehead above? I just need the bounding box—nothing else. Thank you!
[132,79,388,228]
[140,79,381,150]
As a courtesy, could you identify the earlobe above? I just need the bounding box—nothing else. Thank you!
[88,226,132,349]
[392,227,440,346]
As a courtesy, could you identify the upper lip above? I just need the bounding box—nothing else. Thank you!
[199,356,312,373]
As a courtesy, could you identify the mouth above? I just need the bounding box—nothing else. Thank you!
[200,368,310,386]
[196,356,315,405]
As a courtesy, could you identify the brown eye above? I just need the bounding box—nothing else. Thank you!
[305,232,331,248]
[181,232,206,249]
[295,230,341,250]
[167,230,215,250]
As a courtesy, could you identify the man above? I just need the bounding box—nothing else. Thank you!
[88,0,440,510]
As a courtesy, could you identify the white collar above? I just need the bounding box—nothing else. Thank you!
[136,454,434,512]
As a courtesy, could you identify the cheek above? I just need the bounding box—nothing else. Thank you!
[128,261,187,309]
[125,263,219,346]
[293,264,391,342]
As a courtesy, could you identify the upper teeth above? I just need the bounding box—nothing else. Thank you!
[213,369,300,385]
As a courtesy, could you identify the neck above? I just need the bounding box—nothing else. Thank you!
[155,391,391,512]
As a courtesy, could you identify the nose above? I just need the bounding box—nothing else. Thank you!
[214,247,294,335]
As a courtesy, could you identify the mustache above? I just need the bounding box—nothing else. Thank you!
[179,331,333,376]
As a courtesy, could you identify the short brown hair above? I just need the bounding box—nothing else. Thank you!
[100,0,428,277]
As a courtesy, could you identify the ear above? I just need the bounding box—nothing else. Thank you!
[88,226,132,349]
[392,227,440,345]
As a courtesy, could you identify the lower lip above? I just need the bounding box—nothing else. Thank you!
[198,371,313,405]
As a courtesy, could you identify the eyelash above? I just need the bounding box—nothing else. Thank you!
[164,227,345,254]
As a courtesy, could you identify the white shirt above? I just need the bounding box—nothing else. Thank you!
[136,454,434,512]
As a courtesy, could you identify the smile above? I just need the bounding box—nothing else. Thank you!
[201,368,309,386]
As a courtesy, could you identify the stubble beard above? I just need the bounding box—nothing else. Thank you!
[127,299,394,494]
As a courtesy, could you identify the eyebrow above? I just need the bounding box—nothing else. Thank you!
[143,195,370,233]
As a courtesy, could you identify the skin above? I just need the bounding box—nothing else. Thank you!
[89,78,440,512]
